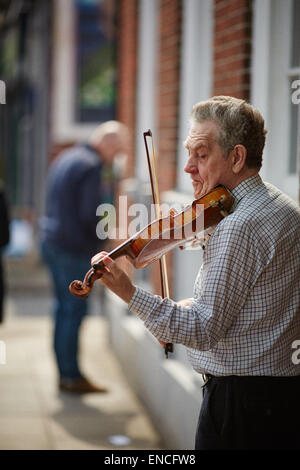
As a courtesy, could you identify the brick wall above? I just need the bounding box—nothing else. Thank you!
[213,0,252,100]
[116,0,138,178]
[157,0,182,193]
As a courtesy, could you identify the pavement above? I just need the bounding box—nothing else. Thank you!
[0,255,164,450]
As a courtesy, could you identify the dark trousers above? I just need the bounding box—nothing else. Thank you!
[41,241,90,380]
[195,375,300,450]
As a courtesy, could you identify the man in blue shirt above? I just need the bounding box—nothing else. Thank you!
[40,121,129,393]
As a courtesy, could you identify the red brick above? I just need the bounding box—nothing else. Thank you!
[157,0,182,192]
[213,0,252,100]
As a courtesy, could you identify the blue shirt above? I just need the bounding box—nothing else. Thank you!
[40,144,114,257]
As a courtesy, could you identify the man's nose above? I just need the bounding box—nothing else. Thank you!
[184,155,196,174]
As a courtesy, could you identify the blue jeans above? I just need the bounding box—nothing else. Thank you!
[41,241,91,380]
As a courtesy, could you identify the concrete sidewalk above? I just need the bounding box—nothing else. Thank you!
[0,257,164,450]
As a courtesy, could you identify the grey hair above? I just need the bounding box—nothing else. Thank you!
[190,96,267,169]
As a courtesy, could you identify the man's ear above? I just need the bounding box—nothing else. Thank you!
[231,145,247,174]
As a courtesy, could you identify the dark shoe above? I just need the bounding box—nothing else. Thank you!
[59,377,108,394]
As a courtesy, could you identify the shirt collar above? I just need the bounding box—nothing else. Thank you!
[230,174,263,211]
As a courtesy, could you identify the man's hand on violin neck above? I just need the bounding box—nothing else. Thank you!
[91,252,136,304]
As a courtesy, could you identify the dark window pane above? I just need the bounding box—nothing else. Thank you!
[75,0,117,123]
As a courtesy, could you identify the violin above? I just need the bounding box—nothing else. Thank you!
[69,184,233,299]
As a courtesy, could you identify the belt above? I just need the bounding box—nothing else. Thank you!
[201,374,300,387]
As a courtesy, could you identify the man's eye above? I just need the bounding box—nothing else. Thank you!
[198,154,206,159]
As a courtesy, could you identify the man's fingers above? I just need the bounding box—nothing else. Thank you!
[101,256,116,269]
[101,256,123,277]
[90,251,135,303]
[91,251,108,266]
[93,255,122,281]
[97,270,114,287]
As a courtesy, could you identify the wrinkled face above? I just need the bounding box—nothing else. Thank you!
[184,120,233,199]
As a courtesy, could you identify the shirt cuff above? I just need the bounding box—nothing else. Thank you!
[128,286,161,322]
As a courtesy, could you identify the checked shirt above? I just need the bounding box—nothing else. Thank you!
[128,175,300,376]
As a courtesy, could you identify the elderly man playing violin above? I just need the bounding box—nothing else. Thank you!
[91,96,300,450]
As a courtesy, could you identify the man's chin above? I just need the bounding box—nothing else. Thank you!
[192,183,203,199]
[194,186,211,199]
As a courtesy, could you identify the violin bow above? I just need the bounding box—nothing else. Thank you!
[143,130,174,358]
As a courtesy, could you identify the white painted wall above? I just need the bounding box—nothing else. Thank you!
[135,0,159,183]
[106,291,203,450]
[177,0,214,194]
[251,0,299,201]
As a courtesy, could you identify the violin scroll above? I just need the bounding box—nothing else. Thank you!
[69,268,103,298]
[69,279,91,299]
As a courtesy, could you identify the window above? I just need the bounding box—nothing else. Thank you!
[75,0,118,123]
